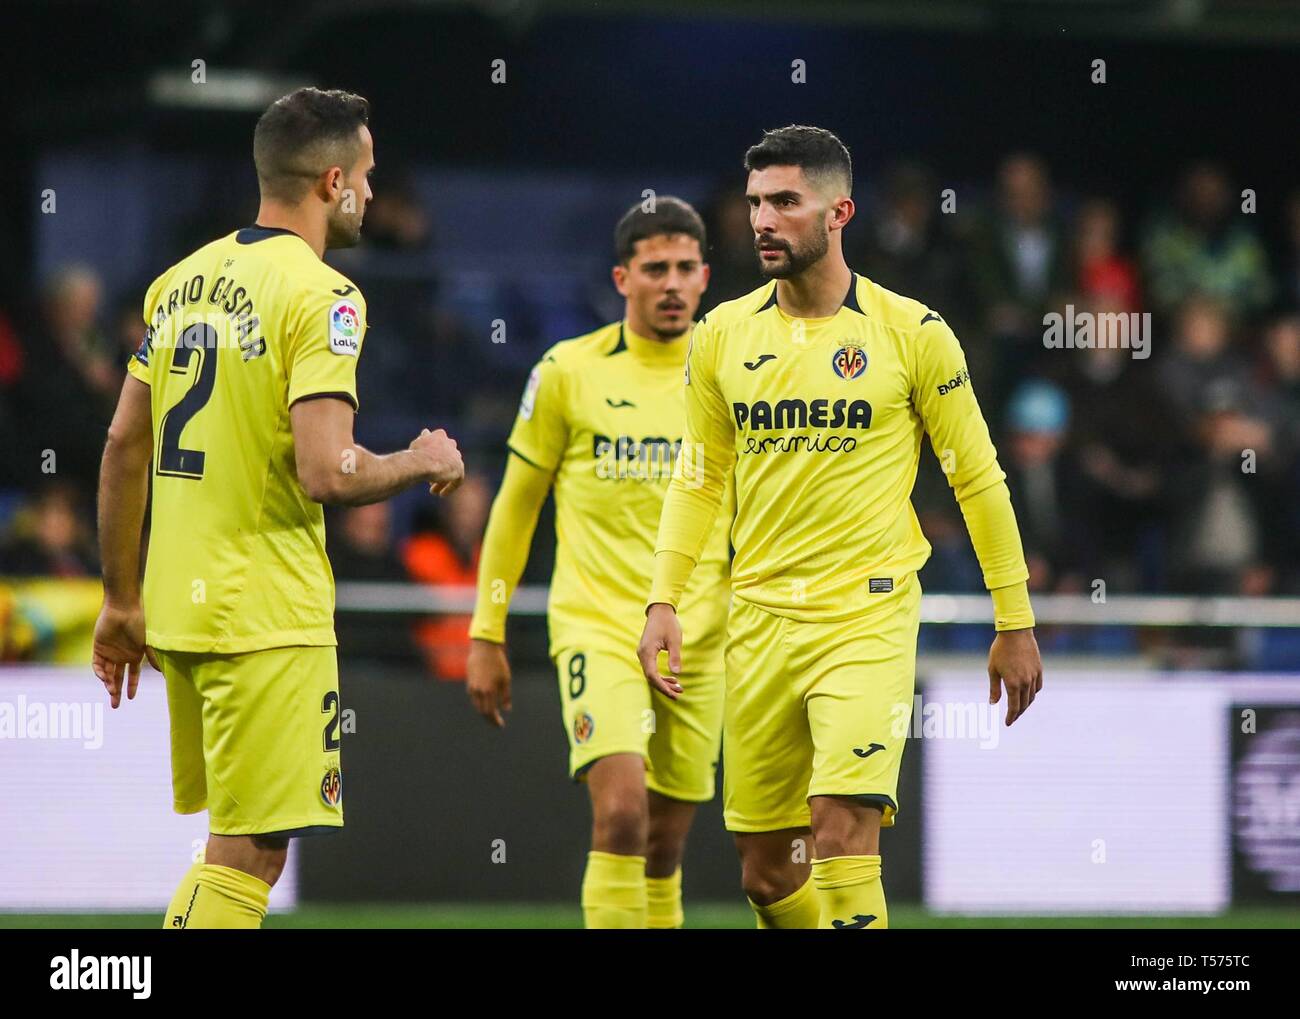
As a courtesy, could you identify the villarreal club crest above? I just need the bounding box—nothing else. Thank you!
[320,765,342,807]
[832,344,868,380]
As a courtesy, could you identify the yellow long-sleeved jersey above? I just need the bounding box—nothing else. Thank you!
[471,320,732,654]
[650,273,1033,629]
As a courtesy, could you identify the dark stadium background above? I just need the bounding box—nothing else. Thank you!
[1,0,1298,928]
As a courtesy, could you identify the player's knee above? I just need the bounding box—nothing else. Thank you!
[810,797,880,858]
[206,833,289,887]
[592,799,648,856]
[739,857,801,907]
[250,835,290,886]
[645,825,687,875]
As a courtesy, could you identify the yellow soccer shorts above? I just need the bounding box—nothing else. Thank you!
[555,637,723,803]
[722,573,922,833]
[155,644,343,837]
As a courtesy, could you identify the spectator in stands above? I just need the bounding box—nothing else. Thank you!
[1277,190,1300,311]
[966,153,1073,403]
[1141,163,1272,322]
[853,161,968,312]
[1252,315,1300,592]
[328,502,421,662]
[1159,298,1280,593]
[404,472,490,680]
[968,154,1072,331]
[1158,295,1255,421]
[358,171,432,253]
[0,307,24,489]
[0,481,96,576]
[1074,198,1141,312]
[1002,380,1086,592]
[701,186,761,308]
[1064,332,1186,591]
[851,161,979,374]
[330,502,408,582]
[17,266,119,487]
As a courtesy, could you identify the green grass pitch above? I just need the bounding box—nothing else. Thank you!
[2,904,1297,929]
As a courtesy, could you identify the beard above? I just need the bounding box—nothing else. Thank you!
[755,229,830,279]
[325,209,364,250]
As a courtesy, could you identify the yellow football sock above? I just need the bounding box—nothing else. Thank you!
[749,876,820,929]
[172,864,271,929]
[812,855,887,929]
[162,862,204,930]
[646,868,684,929]
[581,851,647,929]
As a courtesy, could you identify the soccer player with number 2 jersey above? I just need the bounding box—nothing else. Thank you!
[92,88,464,929]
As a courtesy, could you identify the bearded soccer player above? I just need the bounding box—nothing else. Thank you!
[467,199,730,928]
[91,88,465,929]
[638,126,1044,929]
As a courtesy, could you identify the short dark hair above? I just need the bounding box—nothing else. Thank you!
[614,196,707,264]
[743,125,852,197]
[253,87,370,202]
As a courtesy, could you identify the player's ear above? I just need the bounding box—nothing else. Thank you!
[317,165,344,204]
[834,196,855,230]
[611,263,630,297]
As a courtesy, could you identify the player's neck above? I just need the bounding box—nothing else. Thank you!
[775,257,853,319]
[253,203,327,259]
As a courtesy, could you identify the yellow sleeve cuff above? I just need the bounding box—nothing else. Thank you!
[991,582,1035,631]
[647,550,696,611]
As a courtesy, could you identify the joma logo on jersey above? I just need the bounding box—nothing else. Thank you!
[936,367,970,396]
[732,398,872,431]
[832,345,868,379]
[593,433,680,481]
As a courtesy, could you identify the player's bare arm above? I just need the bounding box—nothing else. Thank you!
[93,374,161,707]
[988,627,1043,726]
[290,397,464,506]
[637,603,683,700]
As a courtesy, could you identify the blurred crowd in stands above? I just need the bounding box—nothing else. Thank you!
[2,154,1298,671]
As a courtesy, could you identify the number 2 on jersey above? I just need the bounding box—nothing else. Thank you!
[157,323,218,480]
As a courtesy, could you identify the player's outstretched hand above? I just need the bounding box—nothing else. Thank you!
[411,427,465,496]
[638,604,684,700]
[91,600,160,709]
[987,628,1043,726]
[466,638,513,727]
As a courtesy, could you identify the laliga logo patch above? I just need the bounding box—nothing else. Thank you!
[320,765,342,807]
[520,365,541,420]
[832,344,867,379]
[573,711,595,745]
[329,299,360,356]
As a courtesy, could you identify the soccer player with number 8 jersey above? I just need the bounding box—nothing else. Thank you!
[467,199,731,929]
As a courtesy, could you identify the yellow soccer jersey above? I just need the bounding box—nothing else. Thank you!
[507,321,731,653]
[657,273,1022,621]
[125,225,367,652]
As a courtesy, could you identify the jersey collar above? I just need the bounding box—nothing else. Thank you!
[236,224,308,245]
[613,321,690,365]
[756,272,865,317]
